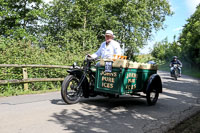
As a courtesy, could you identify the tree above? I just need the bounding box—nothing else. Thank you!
[0,0,44,39]
[43,0,172,59]
[42,0,101,51]
[0,0,173,59]
[151,38,170,62]
[100,0,173,59]
[179,4,200,66]
[151,36,182,64]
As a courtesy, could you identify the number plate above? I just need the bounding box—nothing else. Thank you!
[105,61,113,73]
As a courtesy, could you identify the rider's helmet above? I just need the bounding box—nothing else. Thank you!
[173,56,177,59]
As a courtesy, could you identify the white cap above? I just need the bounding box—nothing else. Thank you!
[105,30,114,36]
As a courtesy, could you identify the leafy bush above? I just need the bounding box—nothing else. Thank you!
[0,37,92,96]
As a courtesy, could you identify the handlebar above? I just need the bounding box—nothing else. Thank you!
[170,64,182,67]
[85,55,96,62]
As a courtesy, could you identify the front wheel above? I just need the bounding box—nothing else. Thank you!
[61,75,82,104]
[174,69,178,80]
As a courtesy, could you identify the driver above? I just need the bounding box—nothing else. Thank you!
[170,56,182,77]
[88,30,121,60]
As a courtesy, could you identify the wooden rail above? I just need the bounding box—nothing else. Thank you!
[0,64,71,90]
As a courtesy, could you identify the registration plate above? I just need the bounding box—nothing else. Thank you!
[104,61,113,73]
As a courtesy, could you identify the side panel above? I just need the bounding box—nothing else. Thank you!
[94,66,157,95]
[95,67,125,94]
[122,69,157,94]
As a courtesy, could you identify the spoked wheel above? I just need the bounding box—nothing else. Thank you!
[61,75,82,104]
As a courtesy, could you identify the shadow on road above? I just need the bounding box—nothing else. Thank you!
[49,96,159,133]
[48,71,200,133]
[51,95,147,106]
[50,99,66,105]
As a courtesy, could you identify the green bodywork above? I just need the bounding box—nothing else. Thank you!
[94,66,157,95]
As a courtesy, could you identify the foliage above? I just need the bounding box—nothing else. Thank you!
[0,0,173,96]
[0,37,85,95]
[0,0,45,40]
[0,0,173,58]
[151,38,168,61]
[151,4,200,69]
[179,4,200,66]
[159,63,200,79]
[42,0,172,59]
[151,37,182,64]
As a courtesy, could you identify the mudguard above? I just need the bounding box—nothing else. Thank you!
[67,69,90,98]
[146,74,162,93]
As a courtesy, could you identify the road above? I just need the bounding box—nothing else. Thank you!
[0,71,200,133]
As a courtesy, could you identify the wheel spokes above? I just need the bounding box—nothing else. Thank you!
[67,79,79,97]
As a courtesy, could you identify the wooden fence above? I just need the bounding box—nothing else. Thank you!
[0,64,71,90]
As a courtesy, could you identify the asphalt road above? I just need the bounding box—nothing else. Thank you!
[0,71,200,133]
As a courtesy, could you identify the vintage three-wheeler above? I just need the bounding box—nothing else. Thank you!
[61,56,162,105]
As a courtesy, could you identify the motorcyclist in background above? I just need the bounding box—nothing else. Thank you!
[170,56,183,77]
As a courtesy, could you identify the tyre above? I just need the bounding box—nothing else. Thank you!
[61,75,82,104]
[146,80,159,105]
[174,69,178,80]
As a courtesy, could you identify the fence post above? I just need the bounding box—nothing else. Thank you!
[22,68,28,90]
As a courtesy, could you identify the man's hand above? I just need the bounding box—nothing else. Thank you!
[86,54,94,60]
[87,54,92,57]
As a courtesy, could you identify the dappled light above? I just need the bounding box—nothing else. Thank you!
[49,97,158,133]
[162,88,197,99]
[48,71,200,133]
[0,70,199,133]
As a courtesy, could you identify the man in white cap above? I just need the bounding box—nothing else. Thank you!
[89,30,121,59]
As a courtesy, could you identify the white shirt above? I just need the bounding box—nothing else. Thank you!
[91,40,121,59]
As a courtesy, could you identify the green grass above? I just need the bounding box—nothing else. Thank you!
[167,111,200,133]
[159,64,200,79]
[0,82,61,97]
[0,88,60,97]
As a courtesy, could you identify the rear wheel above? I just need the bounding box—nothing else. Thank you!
[146,76,160,105]
[61,75,82,104]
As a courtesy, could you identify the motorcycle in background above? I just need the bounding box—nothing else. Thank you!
[171,64,179,80]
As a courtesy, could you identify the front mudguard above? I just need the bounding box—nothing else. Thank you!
[146,74,162,93]
[67,69,90,98]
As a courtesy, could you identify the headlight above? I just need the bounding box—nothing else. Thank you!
[73,62,77,68]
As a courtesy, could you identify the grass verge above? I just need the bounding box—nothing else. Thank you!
[159,64,200,79]
[0,87,60,97]
[167,111,200,133]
